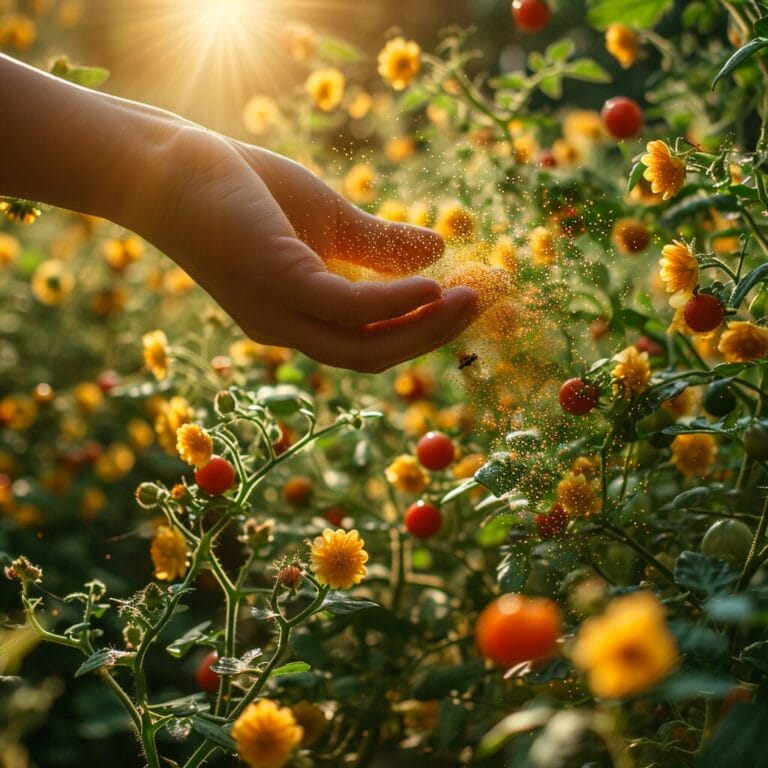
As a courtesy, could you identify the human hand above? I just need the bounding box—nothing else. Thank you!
[138,129,479,372]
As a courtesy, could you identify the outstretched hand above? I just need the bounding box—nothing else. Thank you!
[140,131,479,372]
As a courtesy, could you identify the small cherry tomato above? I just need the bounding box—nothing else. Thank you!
[195,456,236,496]
[601,97,643,139]
[404,500,442,538]
[416,431,455,471]
[701,519,753,566]
[512,0,551,33]
[475,593,562,668]
[195,650,220,693]
[683,293,724,333]
[535,503,568,538]
[559,378,599,415]
[282,476,313,506]
[703,379,737,417]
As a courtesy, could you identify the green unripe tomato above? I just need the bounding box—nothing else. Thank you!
[701,519,753,566]
[703,380,737,418]
[749,284,768,319]
[744,421,768,461]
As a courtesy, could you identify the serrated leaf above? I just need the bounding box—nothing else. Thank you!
[75,648,133,678]
[587,0,673,30]
[564,58,612,83]
[713,37,768,88]
[475,455,523,497]
[166,621,213,659]
[674,550,739,597]
[189,716,235,750]
[320,592,378,615]
[270,661,311,677]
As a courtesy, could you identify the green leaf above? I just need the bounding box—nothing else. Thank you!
[587,0,673,30]
[539,75,562,99]
[713,37,768,88]
[316,35,363,62]
[524,658,572,684]
[741,640,768,673]
[731,262,768,308]
[189,716,235,750]
[475,454,523,497]
[627,161,646,192]
[528,51,545,72]
[441,477,479,504]
[564,58,612,83]
[546,39,575,62]
[670,485,725,510]
[255,385,310,417]
[705,594,755,623]
[270,661,311,677]
[756,17,768,38]
[413,660,485,700]
[489,72,526,90]
[399,86,430,112]
[50,59,109,88]
[166,621,213,659]
[661,194,740,228]
[320,592,378,614]
[653,671,734,701]
[674,550,739,597]
[75,649,133,678]
[497,548,530,592]
[662,416,741,437]
[697,702,768,768]
[629,380,690,423]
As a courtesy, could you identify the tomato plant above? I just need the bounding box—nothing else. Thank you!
[416,430,455,471]
[703,379,737,417]
[195,456,236,496]
[195,650,220,694]
[701,519,753,565]
[475,593,562,668]
[559,378,599,415]
[511,0,551,33]
[404,500,442,538]
[601,97,643,139]
[683,293,724,333]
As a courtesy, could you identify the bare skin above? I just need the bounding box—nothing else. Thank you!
[0,54,478,372]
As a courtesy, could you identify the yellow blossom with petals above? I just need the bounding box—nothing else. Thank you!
[377,36,421,90]
[150,525,188,581]
[343,163,377,205]
[104,235,143,271]
[176,424,213,468]
[377,199,408,222]
[306,67,345,112]
[30,260,74,305]
[385,455,429,495]
[242,95,281,135]
[434,203,475,243]
[718,321,768,362]
[233,699,303,768]
[556,472,601,516]
[142,330,170,381]
[659,240,698,304]
[612,346,651,398]
[612,217,650,254]
[671,433,717,478]
[310,528,369,589]
[155,396,193,455]
[605,23,638,68]
[642,141,686,201]
[571,591,679,699]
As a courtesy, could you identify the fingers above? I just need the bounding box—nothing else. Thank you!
[287,287,480,372]
[334,199,444,274]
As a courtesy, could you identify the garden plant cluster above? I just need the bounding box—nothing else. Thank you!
[3,0,768,766]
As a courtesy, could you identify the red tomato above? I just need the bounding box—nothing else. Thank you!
[416,431,455,471]
[535,503,568,538]
[475,593,562,668]
[559,378,599,415]
[683,293,724,333]
[282,476,313,506]
[635,336,665,357]
[195,650,220,693]
[324,505,346,527]
[512,0,551,32]
[404,500,442,538]
[601,97,643,139]
[195,456,236,496]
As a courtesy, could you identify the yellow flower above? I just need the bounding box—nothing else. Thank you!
[512,132,539,164]
[306,67,345,112]
[343,163,377,205]
[612,217,650,254]
[242,95,281,135]
[127,418,155,453]
[385,136,416,162]
[605,23,638,68]
[233,699,303,768]
[94,442,135,482]
[0,233,20,266]
[291,701,326,747]
[104,235,143,271]
[556,472,601,516]
[571,591,679,698]
[347,88,373,119]
[377,36,421,91]
[377,199,408,222]
[642,140,686,201]
[282,23,317,63]
[408,201,432,228]
[563,110,606,144]
[0,395,37,431]
[659,240,698,304]
[176,424,213,468]
[30,260,74,305]
[385,455,429,495]
[0,14,36,50]
[552,138,582,166]
[310,528,369,589]
[671,433,717,478]
[142,330,170,380]
[434,203,475,243]
[570,455,601,480]
[488,235,518,273]
[73,382,104,415]
[718,321,768,362]
[611,346,651,398]
[528,226,557,266]
[155,396,193,455]
[150,525,188,581]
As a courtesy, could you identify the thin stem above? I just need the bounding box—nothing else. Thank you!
[736,494,768,590]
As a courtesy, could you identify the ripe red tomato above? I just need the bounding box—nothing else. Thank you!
[535,503,568,538]
[601,97,643,139]
[416,431,455,471]
[559,378,599,415]
[512,0,551,33]
[195,650,220,693]
[683,293,724,333]
[475,593,562,668]
[195,456,236,496]
[404,500,442,538]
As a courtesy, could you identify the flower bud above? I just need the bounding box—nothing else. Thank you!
[135,482,165,510]
[214,389,236,417]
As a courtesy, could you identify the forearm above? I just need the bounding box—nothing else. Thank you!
[0,54,189,232]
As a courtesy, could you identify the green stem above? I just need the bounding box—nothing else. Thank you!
[736,494,768,590]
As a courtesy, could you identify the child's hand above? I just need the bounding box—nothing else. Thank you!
[139,129,478,372]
